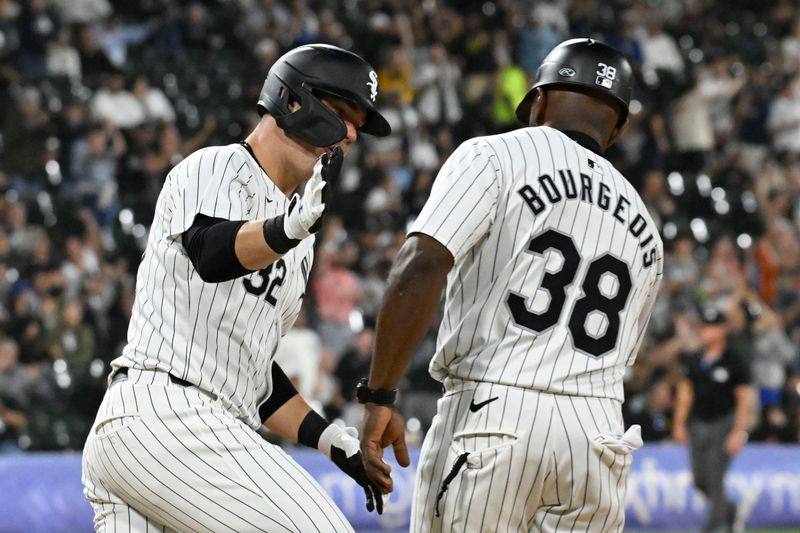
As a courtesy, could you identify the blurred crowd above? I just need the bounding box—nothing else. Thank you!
[1,0,800,453]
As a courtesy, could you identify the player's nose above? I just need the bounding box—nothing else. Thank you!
[344,120,358,146]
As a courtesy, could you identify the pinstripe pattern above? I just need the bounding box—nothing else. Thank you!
[408,126,661,531]
[83,143,330,532]
[411,381,631,533]
[408,126,663,400]
[83,369,353,533]
[114,143,313,429]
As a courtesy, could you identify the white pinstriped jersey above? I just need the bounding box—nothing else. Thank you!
[410,126,663,401]
[113,143,313,428]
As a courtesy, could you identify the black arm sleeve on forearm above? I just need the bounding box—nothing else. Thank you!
[259,362,300,423]
[181,214,253,282]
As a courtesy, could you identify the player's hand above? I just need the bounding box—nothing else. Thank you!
[672,423,687,444]
[360,404,410,494]
[724,430,747,456]
[283,147,342,240]
[319,424,385,514]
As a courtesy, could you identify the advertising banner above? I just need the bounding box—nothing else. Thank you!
[1,445,799,532]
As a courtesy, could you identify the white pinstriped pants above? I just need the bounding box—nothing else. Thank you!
[82,368,354,533]
[411,380,633,533]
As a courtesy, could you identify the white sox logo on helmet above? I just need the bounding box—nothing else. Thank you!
[367,70,378,102]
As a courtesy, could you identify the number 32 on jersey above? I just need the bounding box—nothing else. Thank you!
[506,229,632,357]
[243,259,286,306]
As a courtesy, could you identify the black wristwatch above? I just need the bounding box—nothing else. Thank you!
[356,378,398,406]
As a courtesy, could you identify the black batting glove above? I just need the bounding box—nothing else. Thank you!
[319,424,386,514]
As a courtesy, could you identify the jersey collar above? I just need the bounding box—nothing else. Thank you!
[560,130,604,156]
[240,141,266,172]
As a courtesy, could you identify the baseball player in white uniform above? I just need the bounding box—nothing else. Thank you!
[359,39,663,532]
[82,44,390,532]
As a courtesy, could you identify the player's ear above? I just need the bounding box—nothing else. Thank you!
[530,88,547,126]
[606,117,628,149]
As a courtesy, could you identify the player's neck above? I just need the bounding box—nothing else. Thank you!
[558,129,605,155]
[245,123,306,196]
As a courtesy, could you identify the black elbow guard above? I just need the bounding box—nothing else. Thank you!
[182,216,252,282]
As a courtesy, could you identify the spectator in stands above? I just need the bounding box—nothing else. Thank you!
[60,236,100,300]
[767,74,800,154]
[68,121,125,225]
[517,8,562,77]
[49,0,110,25]
[664,234,701,309]
[5,201,39,257]
[131,75,175,124]
[90,74,145,129]
[45,299,94,372]
[414,44,462,129]
[3,86,53,181]
[46,28,80,80]
[750,302,798,407]
[76,23,116,82]
[638,12,685,86]
[16,0,57,78]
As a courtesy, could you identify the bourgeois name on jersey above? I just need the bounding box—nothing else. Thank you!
[518,168,659,268]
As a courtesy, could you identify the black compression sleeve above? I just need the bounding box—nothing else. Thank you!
[181,214,252,282]
[258,362,299,423]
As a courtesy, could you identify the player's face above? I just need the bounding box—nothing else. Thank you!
[319,94,367,156]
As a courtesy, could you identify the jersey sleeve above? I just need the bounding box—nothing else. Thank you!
[408,139,501,262]
[165,146,257,238]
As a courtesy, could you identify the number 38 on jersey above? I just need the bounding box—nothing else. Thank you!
[506,229,632,357]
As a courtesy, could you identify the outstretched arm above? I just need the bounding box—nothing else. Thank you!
[261,363,384,514]
[360,233,453,493]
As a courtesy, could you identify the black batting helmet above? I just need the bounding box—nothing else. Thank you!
[257,44,392,147]
[515,38,633,124]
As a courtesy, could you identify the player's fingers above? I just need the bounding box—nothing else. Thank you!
[363,454,393,492]
[393,436,411,467]
[312,180,326,203]
[364,466,392,493]
[364,487,374,513]
[363,442,392,473]
[322,146,343,182]
[372,485,384,514]
[364,451,392,476]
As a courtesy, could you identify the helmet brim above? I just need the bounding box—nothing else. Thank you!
[361,110,391,137]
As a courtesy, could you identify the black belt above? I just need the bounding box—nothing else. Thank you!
[115,367,194,388]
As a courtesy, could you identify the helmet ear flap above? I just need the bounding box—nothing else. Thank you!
[273,82,348,147]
